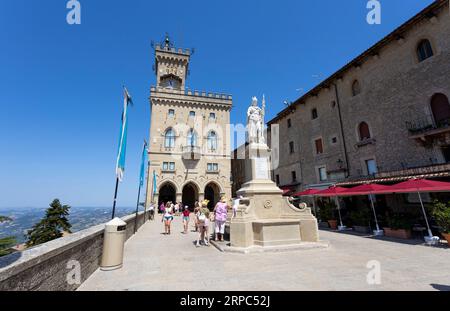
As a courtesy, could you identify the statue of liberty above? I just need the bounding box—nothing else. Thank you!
[247,95,266,144]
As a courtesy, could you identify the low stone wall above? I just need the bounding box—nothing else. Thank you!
[0,211,149,291]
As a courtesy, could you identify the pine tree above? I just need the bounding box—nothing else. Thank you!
[26,199,72,247]
[0,216,16,257]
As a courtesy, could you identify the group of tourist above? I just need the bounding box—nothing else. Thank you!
[154,196,242,247]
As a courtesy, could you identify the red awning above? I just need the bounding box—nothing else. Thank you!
[341,183,393,196]
[293,189,321,197]
[388,178,450,193]
[316,186,349,197]
[282,189,291,195]
[279,186,296,196]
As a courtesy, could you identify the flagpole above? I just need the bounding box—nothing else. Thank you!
[111,177,119,219]
[134,140,147,233]
[112,86,132,220]
[144,160,151,222]
[134,181,143,234]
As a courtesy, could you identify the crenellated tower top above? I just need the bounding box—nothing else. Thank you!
[153,34,191,90]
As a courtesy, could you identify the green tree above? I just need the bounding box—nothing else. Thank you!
[0,216,16,257]
[26,199,72,247]
[432,200,450,234]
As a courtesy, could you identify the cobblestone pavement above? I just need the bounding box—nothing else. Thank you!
[79,216,450,291]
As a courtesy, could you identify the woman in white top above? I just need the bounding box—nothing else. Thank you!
[162,202,174,234]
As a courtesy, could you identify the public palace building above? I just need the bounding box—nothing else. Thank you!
[145,36,233,210]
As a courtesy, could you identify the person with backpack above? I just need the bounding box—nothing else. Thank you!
[148,202,155,220]
[193,201,200,232]
[196,200,211,247]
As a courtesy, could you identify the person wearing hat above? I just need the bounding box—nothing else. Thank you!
[213,196,230,242]
[196,200,211,247]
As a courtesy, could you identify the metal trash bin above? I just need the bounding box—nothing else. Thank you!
[100,218,127,271]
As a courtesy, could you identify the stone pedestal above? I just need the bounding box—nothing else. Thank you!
[229,143,322,251]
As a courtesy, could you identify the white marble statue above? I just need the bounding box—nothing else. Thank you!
[247,95,266,144]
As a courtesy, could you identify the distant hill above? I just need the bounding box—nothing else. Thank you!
[0,207,136,244]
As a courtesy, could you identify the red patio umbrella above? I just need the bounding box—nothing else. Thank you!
[293,189,321,196]
[341,183,393,196]
[388,179,450,239]
[316,186,349,229]
[281,188,292,196]
[389,179,450,193]
[316,186,349,197]
[341,183,394,234]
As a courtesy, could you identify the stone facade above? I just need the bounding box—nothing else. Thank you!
[145,38,232,209]
[231,143,248,197]
[268,0,450,191]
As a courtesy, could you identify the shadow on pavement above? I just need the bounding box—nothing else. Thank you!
[430,283,450,291]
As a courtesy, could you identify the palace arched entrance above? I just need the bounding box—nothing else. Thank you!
[158,183,176,207]
[204,182,221,210]
[182,183,198,210]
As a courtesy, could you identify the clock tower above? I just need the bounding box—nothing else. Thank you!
[146,35,233,211]
[154,34,190,90]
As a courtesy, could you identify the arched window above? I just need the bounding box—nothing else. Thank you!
[358,122,371,141]
[431,93,450,126]
[207,131,218,151]
[417,39,434,62]
[186,129,197,147]
[164,128,175,148]
[352,80,361,97]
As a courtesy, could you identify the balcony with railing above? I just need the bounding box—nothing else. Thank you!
[182,145,201,160]
[406,116,450,138]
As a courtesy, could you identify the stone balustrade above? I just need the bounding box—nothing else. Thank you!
[0,211,150,291]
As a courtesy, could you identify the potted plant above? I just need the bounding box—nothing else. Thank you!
[349,209,371,234]
[319,201,338,230]
[383,213,412,239]
[431,200,450,245]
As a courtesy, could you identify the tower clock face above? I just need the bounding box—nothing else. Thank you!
[162,77,180,89]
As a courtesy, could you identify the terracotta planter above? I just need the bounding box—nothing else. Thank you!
[383,227,412,239]
[328,220,338,230]
[442,233,450,245]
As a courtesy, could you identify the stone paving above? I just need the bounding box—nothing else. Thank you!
[78,215,450,291]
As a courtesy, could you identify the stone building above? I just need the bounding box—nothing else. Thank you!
[145,36,232,210]
[267,0,450,194]
[231,144,247,197]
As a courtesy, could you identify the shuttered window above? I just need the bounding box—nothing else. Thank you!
[315,138,323,155]
[358,122,371,141]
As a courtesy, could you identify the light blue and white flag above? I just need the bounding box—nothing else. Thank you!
[139,140,148,187]
[116,87,133,182]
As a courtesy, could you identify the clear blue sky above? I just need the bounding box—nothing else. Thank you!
[0,0,434,208]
